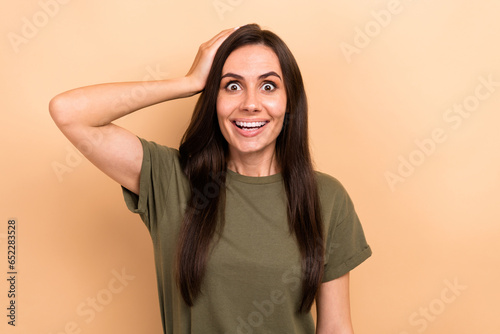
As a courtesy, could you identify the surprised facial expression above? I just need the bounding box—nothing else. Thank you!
[216,44,287,158]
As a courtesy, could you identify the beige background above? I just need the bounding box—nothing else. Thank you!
[2,0,499,333]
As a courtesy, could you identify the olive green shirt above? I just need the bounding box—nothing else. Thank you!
[122,138,372,334]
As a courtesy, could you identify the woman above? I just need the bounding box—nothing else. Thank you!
[50,24,371,334]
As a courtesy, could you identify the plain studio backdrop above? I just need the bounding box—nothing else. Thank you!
[1,0,499,333]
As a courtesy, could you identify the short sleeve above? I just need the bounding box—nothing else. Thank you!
[318,173,372,282]
[121,137,180,232]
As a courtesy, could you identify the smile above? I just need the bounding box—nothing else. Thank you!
[233,121,269,130]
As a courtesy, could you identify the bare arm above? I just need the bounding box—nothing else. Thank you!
[316,273,354,334]
[49,27,238,194]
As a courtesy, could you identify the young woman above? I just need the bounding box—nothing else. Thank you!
[49,24,371,334]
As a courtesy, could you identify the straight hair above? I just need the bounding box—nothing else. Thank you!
[177,23,324,313]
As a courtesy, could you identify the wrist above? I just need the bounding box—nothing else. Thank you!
[183,75,206,96]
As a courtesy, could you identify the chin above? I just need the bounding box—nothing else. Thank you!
[230,140,274,155]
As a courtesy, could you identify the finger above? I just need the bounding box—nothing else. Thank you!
[186,27,240,78]
[205,26,240,49]
[208,27,238,44]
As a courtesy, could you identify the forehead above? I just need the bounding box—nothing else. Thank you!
[222,44,282,76]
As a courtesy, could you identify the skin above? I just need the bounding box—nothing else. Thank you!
[217,44,287,176]
[316,273,354,334]
[49,27,354,333]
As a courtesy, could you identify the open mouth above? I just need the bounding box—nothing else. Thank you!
[233,121,269,131]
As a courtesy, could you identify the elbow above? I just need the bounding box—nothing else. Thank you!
[49,91,81,128]
[49,94,68,127]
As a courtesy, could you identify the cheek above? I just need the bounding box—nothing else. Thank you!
[216,98,231,140]
[216,108,226,134]
[216,94,234,118]
[265,96,287,118]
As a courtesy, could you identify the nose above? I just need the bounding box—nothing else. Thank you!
[241,89,261,112]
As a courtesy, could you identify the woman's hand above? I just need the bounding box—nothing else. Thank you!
[49,27,240,194]
[185,27,239,93]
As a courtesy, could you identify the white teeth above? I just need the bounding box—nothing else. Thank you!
[235,121,267,128]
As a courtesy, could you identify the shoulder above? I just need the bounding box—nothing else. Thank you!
[138,137,181,167]
[314,171,349,200]
[139,137,179,157]
[314,171,356,219]
[136,137,186,184]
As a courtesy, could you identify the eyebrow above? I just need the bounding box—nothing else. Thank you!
[220,71,282,81]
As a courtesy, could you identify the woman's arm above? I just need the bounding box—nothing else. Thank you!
[49,78,198,194]
[315,273,354,334]
[49,27,238,194]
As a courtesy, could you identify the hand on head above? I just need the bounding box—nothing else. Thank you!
[185,26,240,93]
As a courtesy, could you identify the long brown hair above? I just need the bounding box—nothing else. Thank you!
[177,23,324,313]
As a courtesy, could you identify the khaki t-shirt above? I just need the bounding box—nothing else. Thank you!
[122,138,372,334]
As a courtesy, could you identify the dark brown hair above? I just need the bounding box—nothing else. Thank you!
[177,23,324,313]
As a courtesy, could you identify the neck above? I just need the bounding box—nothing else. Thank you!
[227,147,279,177]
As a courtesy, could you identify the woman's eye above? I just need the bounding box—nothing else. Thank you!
[226,83,241,91]
[262,83,276,91]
